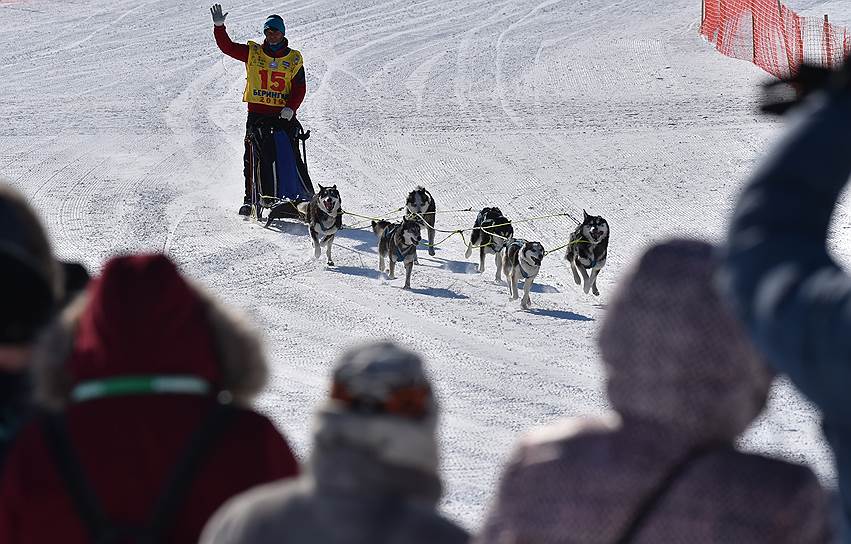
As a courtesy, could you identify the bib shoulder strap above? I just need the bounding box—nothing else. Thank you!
[43,402,237,543]
[43,413,111,542]
[615,447,713,544]
[147,402,237,539]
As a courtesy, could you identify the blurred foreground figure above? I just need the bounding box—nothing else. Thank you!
[723,66,851,542]
[201,341,469,544]
[0,254,298,542]
[479,240,830,544]
[0,184,64,470]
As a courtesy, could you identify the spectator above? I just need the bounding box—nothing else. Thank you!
[0,183,64,470]
[478,239,830,543]
[200,341,469,544]
[0,254,299,543]
[722,82,851,542]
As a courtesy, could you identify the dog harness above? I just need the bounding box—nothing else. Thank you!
[509,239,534,279]
[383,226,417,261]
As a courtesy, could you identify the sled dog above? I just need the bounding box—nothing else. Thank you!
[565,210,609,296]
[503,239,545,310]
[303,184,342,266]
[372,218,422,289]
[405,186,436,256]
[465,207,514,281]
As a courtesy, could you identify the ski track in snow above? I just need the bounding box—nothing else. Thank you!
[1,0,847,529]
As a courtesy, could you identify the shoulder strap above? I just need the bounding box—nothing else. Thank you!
[615,447,711,544]
[43,402,237,544]
[146,402,236,540]
[42,413,112,542]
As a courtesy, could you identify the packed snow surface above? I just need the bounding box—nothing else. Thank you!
[1,0,848,528]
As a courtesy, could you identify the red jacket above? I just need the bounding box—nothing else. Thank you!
[0,255,299,543]
[214,25,306,116]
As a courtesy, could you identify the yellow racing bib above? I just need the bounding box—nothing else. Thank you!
[243,41,303,106]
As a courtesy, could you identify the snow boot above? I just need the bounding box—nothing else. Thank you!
[238,197,251,216]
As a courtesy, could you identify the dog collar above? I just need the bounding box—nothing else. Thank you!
[71,375,211,403]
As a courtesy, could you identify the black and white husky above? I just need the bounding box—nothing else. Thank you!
[405,186,436,256]
[503,239,545,310]
[465,207,514,281]
[371,218,422,289]
[301,184,342,266]
[565,210,609,296]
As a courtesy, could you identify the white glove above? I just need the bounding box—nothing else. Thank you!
[279,107,294,121]
[210,4,227,26]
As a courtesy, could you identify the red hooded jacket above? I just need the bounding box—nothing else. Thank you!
[214,25,306,116]
[0,255,299,543]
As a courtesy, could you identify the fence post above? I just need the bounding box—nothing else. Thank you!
[825,14,833,69]
[753,7,758,63]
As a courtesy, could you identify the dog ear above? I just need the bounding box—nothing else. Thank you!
[318,183,326,191]
[583,209,589,220]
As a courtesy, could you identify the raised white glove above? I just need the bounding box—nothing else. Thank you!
[210,4,227,26]
[279,107,294,121]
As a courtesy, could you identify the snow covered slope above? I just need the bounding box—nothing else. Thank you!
[0,0,845,527]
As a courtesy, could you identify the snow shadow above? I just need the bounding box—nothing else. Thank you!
[441,260,480,274]
[507,281,561,294]
[328,266,382,280]
[263,220,306,236]
[407,286,469,299]
[526,308,592,321]
[335,227,378,253]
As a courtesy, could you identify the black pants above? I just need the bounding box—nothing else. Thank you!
[243,112,312,202]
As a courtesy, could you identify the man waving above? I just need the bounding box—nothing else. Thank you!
[210,4,307,215]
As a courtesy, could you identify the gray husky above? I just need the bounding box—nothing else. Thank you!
[465,207,514,281]
[565,210,609,296]
[300,184,342,266]
[405,186,436,256]
[503,239,545,310]
[372,219,422,289]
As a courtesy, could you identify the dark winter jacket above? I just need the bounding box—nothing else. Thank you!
[214,25,306,116]
[478,240,831,544]
[722,92,851,543]
[0,254,299,543]
[0,183,64,475]
[200,407,469,544]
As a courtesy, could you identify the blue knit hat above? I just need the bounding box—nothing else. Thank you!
[263,14,285,35]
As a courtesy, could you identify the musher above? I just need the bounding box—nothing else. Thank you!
[210,4,307,215]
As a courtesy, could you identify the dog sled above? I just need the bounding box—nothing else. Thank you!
[245,116,314,222]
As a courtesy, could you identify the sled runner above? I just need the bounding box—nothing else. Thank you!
[245,117,314,222]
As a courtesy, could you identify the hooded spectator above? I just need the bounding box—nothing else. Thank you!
[477,239,830,544]
[200,340,469,544]
[0,183,64,470]
[722,78,851,542]
[0,254,299,543]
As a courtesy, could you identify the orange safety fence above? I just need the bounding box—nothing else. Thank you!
[700,0,850,79]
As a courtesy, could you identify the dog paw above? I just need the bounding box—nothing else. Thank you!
[592,287,599,296]
[428,249,435,256]
[327,260,335,267]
